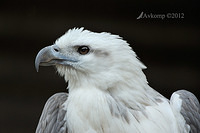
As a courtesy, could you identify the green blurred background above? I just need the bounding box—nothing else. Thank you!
[0,0,199,132]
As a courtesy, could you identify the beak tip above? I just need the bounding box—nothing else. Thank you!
[35,62,39,72]
[36,67,39,72]
[35,54,40,72]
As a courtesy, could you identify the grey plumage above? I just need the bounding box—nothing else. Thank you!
[36,93,68,133]
[175,90,200,133]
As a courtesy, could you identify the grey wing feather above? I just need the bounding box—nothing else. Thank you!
[175,90,200,133]
[36,93,68,133]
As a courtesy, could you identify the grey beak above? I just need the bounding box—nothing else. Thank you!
[35,45,77,72]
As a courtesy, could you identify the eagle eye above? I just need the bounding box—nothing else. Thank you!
[77,46,90,55]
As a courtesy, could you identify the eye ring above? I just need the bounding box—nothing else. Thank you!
[77,46,90,55]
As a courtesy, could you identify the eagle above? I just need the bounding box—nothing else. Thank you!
[35,28,200,133]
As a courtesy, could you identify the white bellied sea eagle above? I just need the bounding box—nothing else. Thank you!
[35,28,200,133]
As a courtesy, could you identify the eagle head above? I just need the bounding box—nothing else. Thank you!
[35,28,146,90]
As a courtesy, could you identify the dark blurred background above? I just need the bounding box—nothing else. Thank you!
[0,0,199,132]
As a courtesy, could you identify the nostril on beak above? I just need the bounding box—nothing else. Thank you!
[54,48,59,52]
[53,45,60,52]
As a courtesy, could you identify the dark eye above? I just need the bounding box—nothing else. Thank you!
[77,46,90,55]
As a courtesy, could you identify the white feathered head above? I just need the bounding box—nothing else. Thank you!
[35,28,147,91]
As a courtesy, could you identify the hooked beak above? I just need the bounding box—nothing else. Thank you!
[35,45,78,72]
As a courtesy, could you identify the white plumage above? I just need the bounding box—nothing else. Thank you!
[35,28,199,133]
